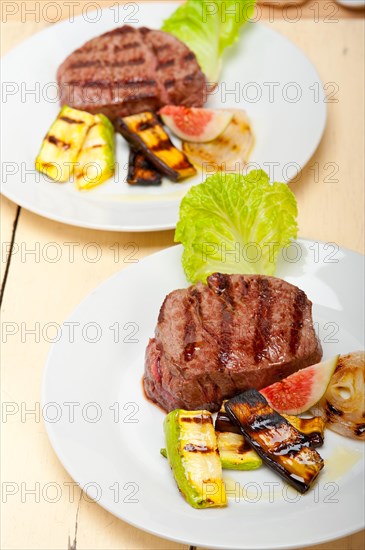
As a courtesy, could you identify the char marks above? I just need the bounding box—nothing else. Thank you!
[184,52,195,61]
[182,414,213,424]
[355,425,365,437]
[253,278,273,363]
[215,274,235,368]
[117,41,141,51]
[183,443,213,453]
[183,73,195,82]
[325,401,343,418]
[157,59,175,70]
[136,119,156,132]
[66,78,157,88]
[59,116,85,125]
[289,288,306,354]
[149,139,172,152]
[164,79,175,89]
[47,135,70,150]
[183,296,197,362]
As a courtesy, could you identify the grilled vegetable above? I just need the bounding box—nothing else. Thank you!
[75,114,115,190]
[164,409,227,508]
[216,406,325,448]
[215,402,261,469]
[182,110,254,171]
[215,408,241,435]
[216,432,262,471]
[127,148,162,186]
[35,105,95,182]
[162,428,262,471]
[313,351,365,440]
[225,390,324,494]
[115,111,196,181]
[282,415,325,448]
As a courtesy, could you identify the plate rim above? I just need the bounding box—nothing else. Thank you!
[41,238,364,549]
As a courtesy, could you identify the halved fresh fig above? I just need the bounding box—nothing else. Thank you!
[159,106,232,143]
[260,356,339,415]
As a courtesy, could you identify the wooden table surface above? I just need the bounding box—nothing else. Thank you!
[1,2,364,549]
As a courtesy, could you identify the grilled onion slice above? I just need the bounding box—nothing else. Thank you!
[182,109,254,172]
[313,351,365,440]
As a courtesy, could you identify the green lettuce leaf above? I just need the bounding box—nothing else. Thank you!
[162,0,255,82]
[175,170,298,283]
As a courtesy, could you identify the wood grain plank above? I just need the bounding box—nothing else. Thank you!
[197,530,365,550]
[0,197,19,287]
[283,19,365,253]
[0,209,180,550]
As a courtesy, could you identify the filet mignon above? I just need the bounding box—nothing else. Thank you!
[57,26,206,121]
[143,273,323,412]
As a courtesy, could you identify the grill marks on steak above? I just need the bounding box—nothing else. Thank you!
[253,278,273,363]
[290,288,307,354]
[57,26,206,121]
[143,274,323,412]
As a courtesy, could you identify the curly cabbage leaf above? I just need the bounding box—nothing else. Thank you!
[175,170,298,283]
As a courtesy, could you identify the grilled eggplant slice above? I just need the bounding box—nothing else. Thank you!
[115,111,196,181]
[164,409,227,508]
[75,114,115,190]
[36,105,95,182]
[127,148,162,186]
[216,405,325,448]
[225,390,324,493]
[217,432,262,471]
[215,402,241,435]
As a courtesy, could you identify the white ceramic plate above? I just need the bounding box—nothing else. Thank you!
[2,3,327,232]
[336,0,365,8]
[43,240,364,549]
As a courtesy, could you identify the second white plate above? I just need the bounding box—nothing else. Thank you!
[1,3,327,231]
[43,240,364,549]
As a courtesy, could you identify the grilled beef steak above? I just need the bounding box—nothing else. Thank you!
[57,26,206,121]
[144,274,323,412]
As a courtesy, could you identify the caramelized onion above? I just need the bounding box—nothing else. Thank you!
[313,351,365,440]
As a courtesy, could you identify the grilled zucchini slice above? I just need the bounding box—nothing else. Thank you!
[216,432,262,471]
[35,106,95,182]
[215,402,262,470]
[75,114,115,190]
[225,390,324,493]
[127,148,162,186]
[164,409,227,508]
[162,434,262,471]
[116,111,196,181]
